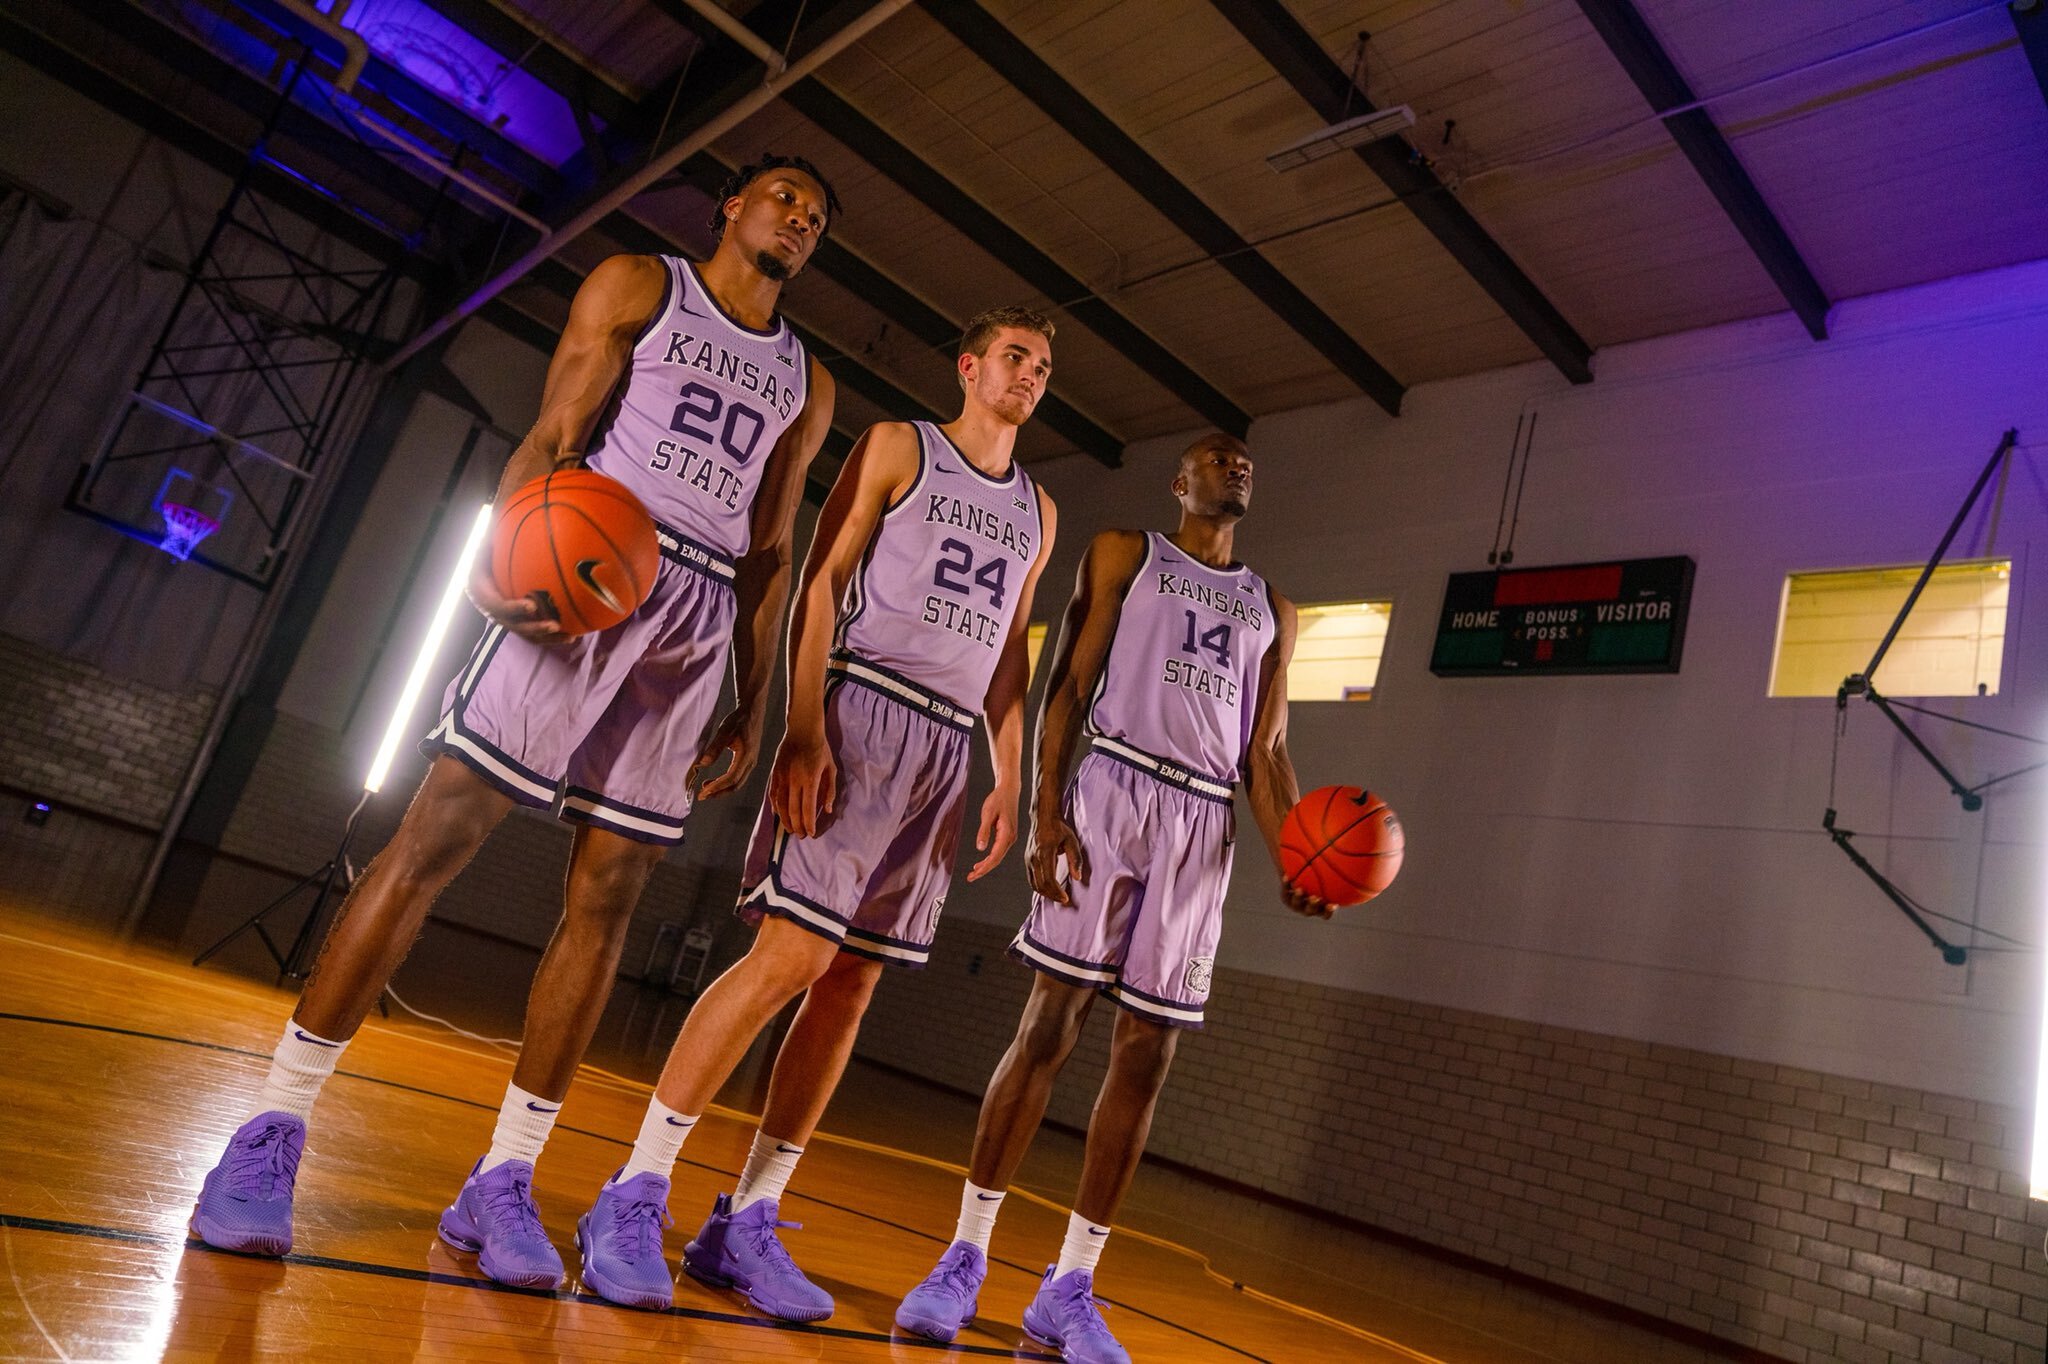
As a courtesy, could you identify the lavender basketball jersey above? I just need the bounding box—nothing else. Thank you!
[585,256,808,558]
[835,423,1041,706]
[1091,532,1275,780]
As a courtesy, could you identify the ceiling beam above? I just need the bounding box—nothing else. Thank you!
[1208,0,1594,384]
[238,0,559,195]
[667,154,1124,465]
[810,233,1125,464]
[2013,0,2048,114]
[0,2,890,501]
[589,212,946,424]
[622,1,1179,450]
[782,80,1252,436]
[0,8,442,276]
[377,0,977,475]
[563,9,1130,466]
[925,0,1404,418]
[1576,0,1829,341]
[416,0,638,128]
[554,0,835,203]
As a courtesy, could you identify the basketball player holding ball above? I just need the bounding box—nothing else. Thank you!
[897,432,1326,1363]
[189,156,839,1289]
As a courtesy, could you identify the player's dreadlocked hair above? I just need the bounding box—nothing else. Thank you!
[708,154,841,240]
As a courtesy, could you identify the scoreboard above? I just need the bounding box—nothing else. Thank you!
[1430,556,1695,676]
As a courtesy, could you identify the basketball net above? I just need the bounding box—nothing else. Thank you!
[157,501,220,562]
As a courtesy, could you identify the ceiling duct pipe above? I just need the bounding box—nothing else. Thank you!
[681,0,790,74]
[384,0,913,370]
[274,0,368,93]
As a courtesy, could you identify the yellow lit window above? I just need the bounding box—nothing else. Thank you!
[1769,559,2009,698]
[1290,601,1393,702]
[1026,620,1049,684]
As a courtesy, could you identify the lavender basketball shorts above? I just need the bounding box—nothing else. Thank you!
[739,656,975,967]
[421,527,737,845]
[1012,740,1237,1027]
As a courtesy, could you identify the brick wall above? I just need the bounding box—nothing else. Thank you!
[857,915,2048,1364]
[0,630,215,825]
[0,791,154,922]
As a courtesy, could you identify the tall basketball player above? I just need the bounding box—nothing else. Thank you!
[895,433,1330,1363]
[571,307,1058,1317]
[189,157,840,1290]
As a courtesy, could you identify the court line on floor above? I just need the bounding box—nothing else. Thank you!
[0,1213,1054,1359]
[0,926,1419,1358]
[0,1011,1288,1364]
[1,1222,76,1363]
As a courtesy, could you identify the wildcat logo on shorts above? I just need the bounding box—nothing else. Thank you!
[1184,955,1214,997]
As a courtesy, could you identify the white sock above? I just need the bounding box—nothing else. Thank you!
[617,1099,698,1183]
[482,1082,561,1172]
[732,1130,804,1212]
[1053,1210,1111,1279]
[952,1181,1005,1253]
[250,1020,349,1122]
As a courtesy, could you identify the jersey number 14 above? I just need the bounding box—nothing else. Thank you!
[1180,610,1232,666]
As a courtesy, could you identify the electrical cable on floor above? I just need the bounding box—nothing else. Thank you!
[380,985,519,1052]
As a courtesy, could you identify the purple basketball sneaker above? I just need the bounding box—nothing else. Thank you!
[576,1169,675,1310]
[190,1112,305,1256]
[437,1157,565,1289]
[682,1193,833,1322]
[895,1240,986,1342]
[1023,1265,1129,1364]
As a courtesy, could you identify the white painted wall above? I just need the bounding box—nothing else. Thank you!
[947,259,2048,1110]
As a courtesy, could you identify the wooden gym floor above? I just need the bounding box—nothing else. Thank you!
[0,900,1741,1362]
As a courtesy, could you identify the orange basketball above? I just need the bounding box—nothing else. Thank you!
[1280,785,1404,907]
[490,469,660,636]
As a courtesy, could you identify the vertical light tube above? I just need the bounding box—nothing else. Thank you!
[2033,932,2048,1197]
[365,503,494,794]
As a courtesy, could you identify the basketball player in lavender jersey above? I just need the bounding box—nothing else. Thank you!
[896,433,1329,1362]
[189,157,839,1288]
[573,307,1058,1318]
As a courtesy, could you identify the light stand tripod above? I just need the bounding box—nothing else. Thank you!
[188,503,495,984]
[192,789,369,980]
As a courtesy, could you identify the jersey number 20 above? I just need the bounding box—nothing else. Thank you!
[670,380,767,464]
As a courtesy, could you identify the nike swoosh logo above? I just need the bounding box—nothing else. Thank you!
[975,1192,1002,1201]
[775,1143,802,1154]
[575,558,624,614]
[1088,1227,1110,1236]
[935,464,959,475]
[665,1115,696,1128]
[292,1030,339,1047]
[1160,556,1181,564]
[525,1101,560,1113]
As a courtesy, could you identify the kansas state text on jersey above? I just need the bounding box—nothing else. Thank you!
[835,422,1041,708]
[1090,532,1276,781]
[584,256,808,559]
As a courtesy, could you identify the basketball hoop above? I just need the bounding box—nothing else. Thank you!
[158,501,220,562]
[150,467,232,563]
